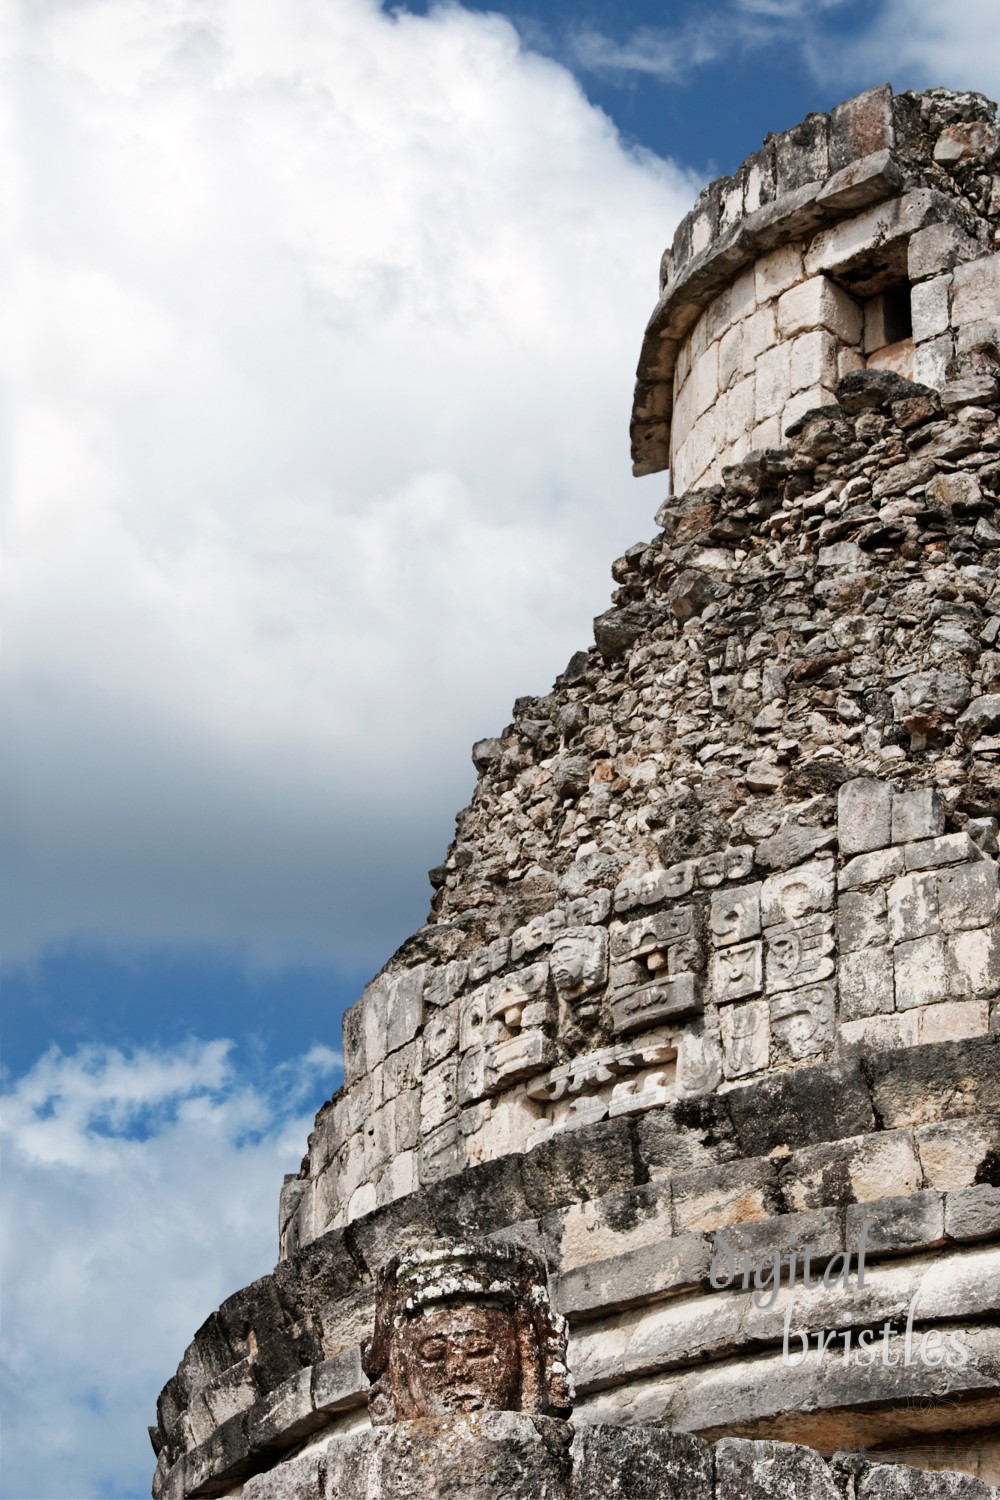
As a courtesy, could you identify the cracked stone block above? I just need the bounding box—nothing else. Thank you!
[838,777,894,855]
[894,934,948,1010]
[777,275,863,342]
[945,1185,1000,1242]
[341,1003,367,1086]
[244,1450,325,1500]
[838,888,888,952]
[948,925,1000,998]
[904,832,981,872]
[672,1157,778,1232]
[840,1011,919,1053]
[916,1115,1000,1189]
[917,997,991,1045]
[570,1424,712,1499]
[908,221,977,280]
[829,83,894,170]
[936,860,1000,931]
[839,945,894,1020]
[887,871,939,945]
[385,966,426,1056]
[856,1462,998,1498]
[817,148,901,212]
[839,846,904,891]
[715,1437,842,1500]
[891,787,945,844]
[845,1191,944,1255]
[849,1131,921,1202]
[952,250,1000,326]
[911,275,951,342]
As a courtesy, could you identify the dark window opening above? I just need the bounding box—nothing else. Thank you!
[863,284,913,355]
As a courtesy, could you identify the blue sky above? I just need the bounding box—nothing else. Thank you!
[4,1,999,1494]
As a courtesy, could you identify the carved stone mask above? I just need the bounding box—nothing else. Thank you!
[549,928,608,1003]
[396,1304,520,1417]
[361,1238,573,1425]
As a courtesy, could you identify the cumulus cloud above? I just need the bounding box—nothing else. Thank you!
[828,0,1000,99]
[0,1038,340,1500]
[3,0,699,971]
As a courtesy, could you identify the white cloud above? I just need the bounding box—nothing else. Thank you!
[564,0,849,85]
[2,0,699,970]
[569,20,722,82]
[563,0,999,99]
[0,1038,340,1499]
[828,0,1000,99]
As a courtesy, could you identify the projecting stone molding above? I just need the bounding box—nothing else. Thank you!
[241,1418,1000,1500]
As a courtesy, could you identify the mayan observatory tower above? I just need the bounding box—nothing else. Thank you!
[152,85,1000,1500]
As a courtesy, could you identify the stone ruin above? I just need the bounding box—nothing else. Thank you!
[151,84,1000,1499]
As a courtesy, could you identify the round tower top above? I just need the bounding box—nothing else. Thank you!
[631,84,999,492]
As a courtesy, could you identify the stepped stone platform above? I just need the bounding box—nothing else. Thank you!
[151,83,1000,1500]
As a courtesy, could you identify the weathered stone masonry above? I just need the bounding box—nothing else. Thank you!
[152,83,1000,1499]
[632,84,1000,491]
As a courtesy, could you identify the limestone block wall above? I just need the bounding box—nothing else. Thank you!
[150,1033,1000,1498]
[287,767,1000,1246]
[239,1419,1000,1500]
[670,251,865,492]
[630,85,1000,490]
[282,365,1000,1252]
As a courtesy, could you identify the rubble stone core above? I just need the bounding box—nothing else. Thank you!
[152,83,1000,1500]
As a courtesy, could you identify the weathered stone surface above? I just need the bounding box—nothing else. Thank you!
[556,1234,710,1319]
[838,779,893,856]
[522,1120,636,1214]
[241,1425,1000,1500]
[866,1038,1000,1129]
[570,1424,712,1498]
[945,1184,1000,1241]
[855,1464,997,1499]
[726,1058,874,1155]
[329,1413,574,1499]
[715,1438,841,1499]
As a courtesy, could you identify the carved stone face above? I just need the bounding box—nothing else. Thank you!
[396,1304,520,1416]
[549,928,608,1003]
[362,1237,573,1426]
